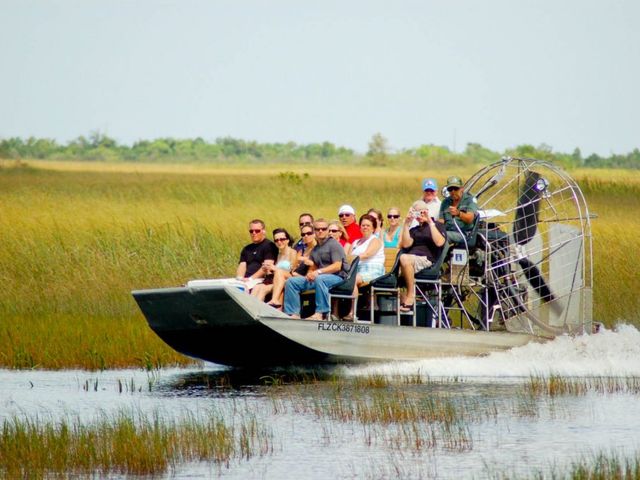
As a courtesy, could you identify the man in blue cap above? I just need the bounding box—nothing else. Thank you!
[421,178,441,217]
[410,178,441,228]
[438,175,478,244]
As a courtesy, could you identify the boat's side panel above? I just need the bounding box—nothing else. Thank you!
[132,285,543,367]
[260,317,543,360]
[132,286,333,367]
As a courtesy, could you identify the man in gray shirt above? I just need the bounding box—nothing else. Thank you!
[284,218,348,320]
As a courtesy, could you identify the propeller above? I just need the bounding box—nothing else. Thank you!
[512,171,560,308]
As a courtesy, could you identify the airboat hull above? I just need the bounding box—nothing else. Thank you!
[132,285,544,368]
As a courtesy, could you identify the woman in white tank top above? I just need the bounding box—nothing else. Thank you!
[342,214,385,321]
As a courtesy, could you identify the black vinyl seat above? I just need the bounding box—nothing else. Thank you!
[359,249,403,323]
[412,241,452,328]
[450,212,481,250]
[328,256,360,319]
[415,242,451,282]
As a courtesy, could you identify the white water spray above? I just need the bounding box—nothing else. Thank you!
[343,323,640,379]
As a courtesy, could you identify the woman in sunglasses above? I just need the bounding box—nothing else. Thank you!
[252,228,297,302]
[328,220,351,254]
[267,226,316,309]
[383,207,402,247]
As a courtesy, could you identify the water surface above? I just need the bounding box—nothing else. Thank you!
[2,324,640,478]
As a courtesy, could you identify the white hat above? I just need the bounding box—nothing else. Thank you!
[338,204,355,215]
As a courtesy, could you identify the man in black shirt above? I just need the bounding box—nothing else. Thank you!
[398,200,447,312]
[236,219,278,287]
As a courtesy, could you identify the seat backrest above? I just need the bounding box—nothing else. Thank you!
[415,241,451,280]
[329,256,360,295]
[383,247,399,273]
[465,212,481,249]
[453,212,481,250]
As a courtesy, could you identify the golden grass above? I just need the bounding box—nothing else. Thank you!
[1,160,639,369]
[524,375,640,397]
[0,409,271,478]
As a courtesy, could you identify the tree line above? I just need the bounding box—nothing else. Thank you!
[1,132,639,169]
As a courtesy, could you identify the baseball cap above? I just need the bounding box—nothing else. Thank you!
[422,178,438,191]
[445,176,464,188]
[338,204,355,215]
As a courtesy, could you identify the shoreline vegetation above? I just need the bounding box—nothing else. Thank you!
[1,158,639,370]
[2,133,640,169]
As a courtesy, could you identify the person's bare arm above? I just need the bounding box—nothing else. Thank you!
[400,211,415,249]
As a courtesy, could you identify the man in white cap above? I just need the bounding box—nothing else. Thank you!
[338,204,362,242]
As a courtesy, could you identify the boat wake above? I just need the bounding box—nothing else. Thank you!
[342,323,640,379]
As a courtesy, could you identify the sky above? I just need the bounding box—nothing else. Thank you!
[1,0,639,156]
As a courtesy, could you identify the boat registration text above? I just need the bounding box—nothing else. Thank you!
[317,322,370,334]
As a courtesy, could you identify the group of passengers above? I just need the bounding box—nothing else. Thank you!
[234,175,478,320]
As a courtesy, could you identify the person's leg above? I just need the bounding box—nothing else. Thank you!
[400,254,416,306]
[270,269,290,306]
[250,284,262,298]
[447,231,464,244]
[252,283,271,301]
[258,284,273,301]
[284,276,309,317]
[342,275,362,321]
[314,274,343,315]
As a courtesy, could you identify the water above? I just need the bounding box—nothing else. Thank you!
[2,324,640,479]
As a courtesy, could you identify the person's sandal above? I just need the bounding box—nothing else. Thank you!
[399,303,414,314]
[267,302,282,309]
[341,314,354,322]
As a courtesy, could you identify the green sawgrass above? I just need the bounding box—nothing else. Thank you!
[1,161,639,368]
[0,409,272,478]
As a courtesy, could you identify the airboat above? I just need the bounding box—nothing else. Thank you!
[132,157,595,367]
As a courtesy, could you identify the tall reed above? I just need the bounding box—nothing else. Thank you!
[0,408,272,478]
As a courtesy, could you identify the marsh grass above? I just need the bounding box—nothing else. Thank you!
[1,161,639,368]
[270,377,493,452]
[525,375,640,397]
[565,452,640,480]
[0,409,272,478]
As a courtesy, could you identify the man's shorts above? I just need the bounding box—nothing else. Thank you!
[403,254,433,272]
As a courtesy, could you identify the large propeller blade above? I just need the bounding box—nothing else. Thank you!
[512,171,559,308]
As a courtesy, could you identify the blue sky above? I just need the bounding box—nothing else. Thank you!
[1,0,638,155]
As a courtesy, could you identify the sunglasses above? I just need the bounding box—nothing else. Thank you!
[447,186,460,192]
[387,214,400,219]
[314,227,328,232]
[328,229,340,233]
[274,237,288,243]
[338,213,352,218]
[301,231,314,237]
[299,221,312,227]
[248,229,262,234]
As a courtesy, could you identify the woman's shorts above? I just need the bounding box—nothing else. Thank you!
[358,263,385,283]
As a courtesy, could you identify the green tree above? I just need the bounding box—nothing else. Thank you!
[367,132,390,166]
